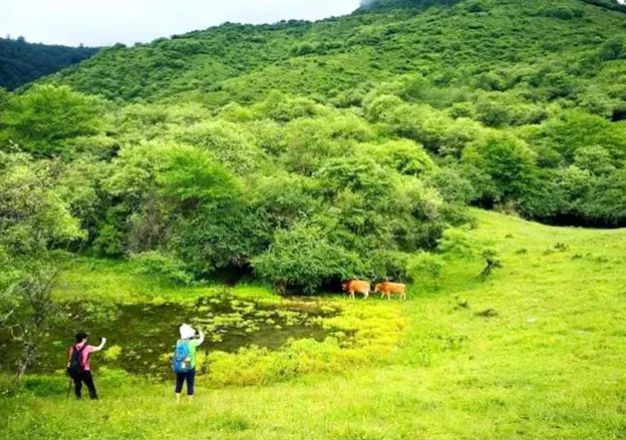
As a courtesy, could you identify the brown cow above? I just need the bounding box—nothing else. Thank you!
[374,282,407,301]
[342,280,370,300]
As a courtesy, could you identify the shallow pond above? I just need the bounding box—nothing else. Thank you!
[0,294,341,378]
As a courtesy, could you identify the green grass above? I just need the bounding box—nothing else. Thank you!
[2,209,625,439]
[53,258,280,304]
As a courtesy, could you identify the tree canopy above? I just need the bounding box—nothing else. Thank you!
[2,0,626,291]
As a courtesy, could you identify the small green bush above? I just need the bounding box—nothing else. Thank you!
[23,376,66,397]
[598,37,625,61]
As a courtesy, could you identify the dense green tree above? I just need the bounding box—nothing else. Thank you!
[463,133,537,206]
[0,151,83,259]
[0,85,104,156]
[0,151,83,383]
[361,139,435,176]
[533,111,626,163]
[253,223,362,293]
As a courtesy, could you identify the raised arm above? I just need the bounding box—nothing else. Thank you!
[93,337,107,352]
[196,329,205,346]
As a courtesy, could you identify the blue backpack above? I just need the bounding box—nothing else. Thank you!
[172,340,192,373]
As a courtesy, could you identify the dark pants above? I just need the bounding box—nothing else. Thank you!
[70,370,98,400]
[175,369,196,395]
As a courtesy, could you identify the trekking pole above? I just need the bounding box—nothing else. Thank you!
[66,376,72,401]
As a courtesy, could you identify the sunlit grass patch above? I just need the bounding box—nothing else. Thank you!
[199,299,406,386]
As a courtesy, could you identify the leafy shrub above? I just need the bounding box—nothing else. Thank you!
[173,200,268,276]
[130,251,193,285]
[157,144,241,202]
[574,145,616,175]
[253,91,318,122]
[407,251,445,289]
[362,94,405,122]
[465,0,487,13]
[250,173,320,230]
[448,102,475,119]
[366,250,410,281]
[598,37,625,61]
[436,228,475,258]
[23,376,67,397]
[542,72,578,100]
[534,6,584,20]
[362,139,435,176]
[103,344,123,361]
[480,248,502,278]
[428,166,476,205]
[476,72,507,92]
[534,111,626,163]
[91,223,126,257]
[252,223,361,294]
[279,117,355,175]
[173,121,266,174]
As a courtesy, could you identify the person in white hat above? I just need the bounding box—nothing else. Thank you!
[172,323,204,402]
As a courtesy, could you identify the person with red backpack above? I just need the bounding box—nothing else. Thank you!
[67,331,107,400]
[172,323,204,403]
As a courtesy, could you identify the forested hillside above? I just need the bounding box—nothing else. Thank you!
[0,37,98,90]
[2,0,626,292]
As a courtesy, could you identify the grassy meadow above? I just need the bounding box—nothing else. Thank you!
[3,1,626,438]
[1,208,624,440]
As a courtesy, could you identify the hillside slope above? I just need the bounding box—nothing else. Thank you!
[0,38,98,90]
[1,209,624,439]
[2,0,626,292]
[48,0,626,107]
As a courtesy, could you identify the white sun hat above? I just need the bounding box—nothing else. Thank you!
[179,323,196,340]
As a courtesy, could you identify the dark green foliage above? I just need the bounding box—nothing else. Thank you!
[0,37,97,90]
[532,5,585,20]
[252,223,361,294]
[173,200,268,276]
[598,37,625,61]
[463,133,537,206]
[480,249,502,278]
[581,0,626,13]
[359,0,461,10]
